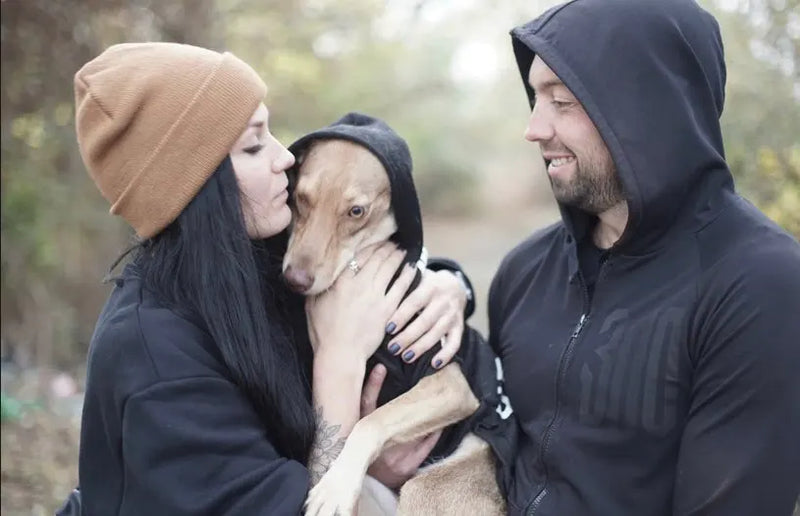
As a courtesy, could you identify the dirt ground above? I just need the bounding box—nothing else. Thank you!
[1,367,83,516]
[423,208,560,334]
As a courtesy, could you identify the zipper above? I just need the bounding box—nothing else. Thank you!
[524,248,613,514]
[526,311,589,515]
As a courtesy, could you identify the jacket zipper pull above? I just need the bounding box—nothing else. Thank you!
[572,314,587,339]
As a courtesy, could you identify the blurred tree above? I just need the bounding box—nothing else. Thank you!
[737,0,798,82]
[218,0,479,214]
[1,0,219,368]
[709,0,800,236]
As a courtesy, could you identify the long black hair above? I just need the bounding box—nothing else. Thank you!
[120,156,315,462]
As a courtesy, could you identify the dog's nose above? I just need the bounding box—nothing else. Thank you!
[283,265,315,293]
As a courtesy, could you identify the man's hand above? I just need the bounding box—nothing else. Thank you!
[360,364,441,489]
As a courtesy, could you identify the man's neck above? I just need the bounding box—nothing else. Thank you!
[592,202,629,249]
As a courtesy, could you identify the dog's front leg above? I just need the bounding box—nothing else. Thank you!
[304,428,382,516]
[304,363,479,516]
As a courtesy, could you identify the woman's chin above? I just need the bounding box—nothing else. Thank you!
[248,206,292,239]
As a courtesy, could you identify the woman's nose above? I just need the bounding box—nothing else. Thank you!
[272,140,295,173]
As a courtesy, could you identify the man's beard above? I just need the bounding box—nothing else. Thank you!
[549,149,625,214]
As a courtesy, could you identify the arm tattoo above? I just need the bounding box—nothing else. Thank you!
[308,406,347,485]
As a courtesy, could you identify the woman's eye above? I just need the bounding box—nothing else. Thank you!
[552,100,572,109]
[243,144,263,155]
[348,205,365,218]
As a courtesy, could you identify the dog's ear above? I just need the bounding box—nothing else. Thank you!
[295,149,307,169]
[287,145,309,201]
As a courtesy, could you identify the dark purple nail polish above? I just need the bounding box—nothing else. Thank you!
[403,350,415,362]
[385,322,396,334]
[434,359,443,369]
[388,342,400,354]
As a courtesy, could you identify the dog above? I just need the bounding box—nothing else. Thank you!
[283,123,507,516]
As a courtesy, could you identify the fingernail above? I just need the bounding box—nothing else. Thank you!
[388,342,400,354]
[385,322,396,334]
[403,350,415,362]
[433,359,443,369]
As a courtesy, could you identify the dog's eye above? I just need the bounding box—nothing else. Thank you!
[348,206,366,218]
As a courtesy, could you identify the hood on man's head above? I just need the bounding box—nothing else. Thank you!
[287,113,423,265]
[511,0,734,251]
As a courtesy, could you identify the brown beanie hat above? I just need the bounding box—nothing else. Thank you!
[74,42,267,238]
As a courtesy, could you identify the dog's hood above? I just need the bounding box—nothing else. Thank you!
[288,112,423,265]
[511,0,734,253]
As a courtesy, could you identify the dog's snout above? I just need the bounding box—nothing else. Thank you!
[283,265,315,293]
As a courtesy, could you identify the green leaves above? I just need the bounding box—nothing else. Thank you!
[0,392,41,423]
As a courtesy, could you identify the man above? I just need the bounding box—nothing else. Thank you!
[488,0,800,514]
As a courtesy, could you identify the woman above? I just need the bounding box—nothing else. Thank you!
[65,43,469,515]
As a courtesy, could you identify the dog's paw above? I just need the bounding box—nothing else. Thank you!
[304,458,365,516]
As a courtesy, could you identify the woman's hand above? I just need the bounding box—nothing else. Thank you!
[306,242,417,363]
[383,269,467,369]
[361,364,441,489]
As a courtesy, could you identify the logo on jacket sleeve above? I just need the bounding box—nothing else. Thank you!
[495,357,514,420]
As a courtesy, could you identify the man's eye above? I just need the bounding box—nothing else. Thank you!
[348,205,366,218]
[243,144,263,155]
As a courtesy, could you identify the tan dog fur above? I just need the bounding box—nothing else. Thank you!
[284,140,505,516]
[283,140,397,295]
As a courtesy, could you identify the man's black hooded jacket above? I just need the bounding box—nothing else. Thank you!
[491,1,800,515]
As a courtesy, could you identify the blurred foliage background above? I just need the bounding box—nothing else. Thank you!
[1,0,798,513]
